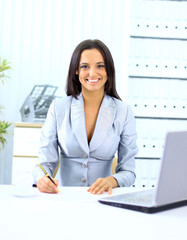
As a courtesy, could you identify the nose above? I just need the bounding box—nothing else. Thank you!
[89,67,97,77]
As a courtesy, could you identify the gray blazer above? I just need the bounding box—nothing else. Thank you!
[33,93,138,187]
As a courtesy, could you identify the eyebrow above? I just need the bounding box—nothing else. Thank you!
[80,62,105,65]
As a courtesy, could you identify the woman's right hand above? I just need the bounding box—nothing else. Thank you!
[37,175,59,193]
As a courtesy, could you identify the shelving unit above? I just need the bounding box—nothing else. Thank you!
[12,123,42,185]
[128,0,187,187]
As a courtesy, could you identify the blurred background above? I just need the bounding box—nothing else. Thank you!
[0,0,187,186]
[0,0,131,122]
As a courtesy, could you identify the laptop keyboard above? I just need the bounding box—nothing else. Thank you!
[123,192,155,205]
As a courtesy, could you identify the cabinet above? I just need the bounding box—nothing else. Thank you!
[12,123,42,184]
[129,0,187,187]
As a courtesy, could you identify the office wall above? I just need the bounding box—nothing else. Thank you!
[0,0,131,123]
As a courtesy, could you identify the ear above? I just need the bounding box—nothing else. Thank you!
[76,70,78,75]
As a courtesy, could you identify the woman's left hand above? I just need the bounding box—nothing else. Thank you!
[87,176,118,195]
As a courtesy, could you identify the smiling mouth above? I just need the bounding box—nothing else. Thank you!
[86,78,101,83]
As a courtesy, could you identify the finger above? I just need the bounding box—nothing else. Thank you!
[92,181,106,194]
[107,187,112,195]
[38,176,58,193]
[88,178,103,193]
[53,179,60,192]
[43,176,58,192]
[53,179,59,186]
[96,183,112,195]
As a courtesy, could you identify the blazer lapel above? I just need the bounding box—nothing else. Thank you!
[71,94,89,154]
[89,95,116,152]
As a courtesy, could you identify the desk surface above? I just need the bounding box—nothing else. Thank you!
[0,185,186,240]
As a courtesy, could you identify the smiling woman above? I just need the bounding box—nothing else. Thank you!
[33,39,138,195]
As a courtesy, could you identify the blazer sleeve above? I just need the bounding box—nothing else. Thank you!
[33,99,59,183]
[112,104,138,187]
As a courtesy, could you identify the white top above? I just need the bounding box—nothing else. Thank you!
[0,185,186,240]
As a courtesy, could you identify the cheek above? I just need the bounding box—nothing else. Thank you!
[103,70,107,78]
[78,70,86,77]
[103,72,108,81]
[78,73,86,83]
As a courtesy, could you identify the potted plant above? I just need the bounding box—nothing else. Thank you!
[0,58,12,150]
[0,58,13,184]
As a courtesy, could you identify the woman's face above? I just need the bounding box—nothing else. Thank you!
[76,48,108,95]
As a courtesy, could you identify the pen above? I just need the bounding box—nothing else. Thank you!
[38,163,60,192]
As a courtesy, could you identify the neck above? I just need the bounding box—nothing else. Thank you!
[82,90,104,107]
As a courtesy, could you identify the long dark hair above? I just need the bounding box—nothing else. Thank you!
[66,39,121,100]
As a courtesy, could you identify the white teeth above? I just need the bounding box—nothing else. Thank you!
[87,79,100,82]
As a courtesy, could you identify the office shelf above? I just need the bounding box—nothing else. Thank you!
[130,36,187,41]
[129,76,187,81]
[129,0,187,188]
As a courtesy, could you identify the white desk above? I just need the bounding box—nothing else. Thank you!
[0,185,186,240]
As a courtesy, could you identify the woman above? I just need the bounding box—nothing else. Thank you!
[33,39,138,195]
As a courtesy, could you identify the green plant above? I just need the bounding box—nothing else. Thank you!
[0,58,11,84]
[0,58,12,151]
[0,121,12,150]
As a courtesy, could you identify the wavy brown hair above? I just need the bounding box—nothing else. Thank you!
[66,39,121,100]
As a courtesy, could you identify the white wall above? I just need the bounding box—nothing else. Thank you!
[0,0,131,123]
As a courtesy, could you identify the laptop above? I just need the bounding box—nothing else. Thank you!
[99,131,187,213]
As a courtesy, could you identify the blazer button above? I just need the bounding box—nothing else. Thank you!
[83,153,88,158]
[82,163,87,168]
[81,178,86,183]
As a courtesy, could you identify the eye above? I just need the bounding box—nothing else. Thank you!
[98,64,105,68]
[80,65,88,69]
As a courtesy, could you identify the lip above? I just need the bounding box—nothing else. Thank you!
[86,78,101,84]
